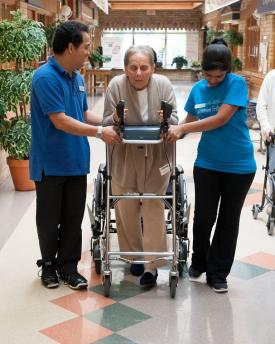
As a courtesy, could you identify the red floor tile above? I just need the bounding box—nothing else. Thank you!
[41,316,112,344]
[244,192,262,207]
[80,250,92,266]
[240,252,275,270]
[51,290,116,315]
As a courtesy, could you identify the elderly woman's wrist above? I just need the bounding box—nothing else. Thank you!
[112,113,120,125]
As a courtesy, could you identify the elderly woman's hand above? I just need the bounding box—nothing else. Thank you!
[167,124,184,142]
[112,108,128,126]
[157,110,163,123]
[261,128,272,143]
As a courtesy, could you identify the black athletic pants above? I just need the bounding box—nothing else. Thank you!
[192,166,255,283]
[35,174,87,273]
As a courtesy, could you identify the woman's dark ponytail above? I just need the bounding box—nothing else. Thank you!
[202,38,232,72]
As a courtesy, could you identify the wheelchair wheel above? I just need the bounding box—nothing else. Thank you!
[178,240,188,276]
[95,171,104,209]
[252,204,260,220]
[177,173,187,210]
[103,275,111,297]
[169,276,178,298]
[267,215,275,236]
[92,241,102,274]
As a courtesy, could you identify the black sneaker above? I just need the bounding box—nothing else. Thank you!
[188,266,203,281]
[60,272,88,290]
[140,270,158,287]
[130,263,144,277]
[40,263,59,289]
[207,278,228,293]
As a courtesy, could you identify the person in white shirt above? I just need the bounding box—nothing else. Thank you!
[256,70,275,141]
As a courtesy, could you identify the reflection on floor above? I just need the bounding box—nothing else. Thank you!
[0,82,275,344]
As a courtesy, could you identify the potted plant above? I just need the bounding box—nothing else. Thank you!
[171,56,188,69]
[232,57,242,72]
[223,29,243,49]
[0,10,46,191]
[191,60,201,70]
[206,28,243,49]
[88,46,111,68]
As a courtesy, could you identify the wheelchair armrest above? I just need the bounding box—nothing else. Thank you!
[98,163,106,174]
[176,165,184,176]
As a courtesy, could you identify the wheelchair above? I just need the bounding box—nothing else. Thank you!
[252,133,275,235]
[88,100,191,298]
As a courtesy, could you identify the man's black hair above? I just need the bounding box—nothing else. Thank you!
[202,38,232,72]
[52,21,89,54]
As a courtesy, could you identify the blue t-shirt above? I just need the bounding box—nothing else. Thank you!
[184,73,256,174]
[30,57,90,181]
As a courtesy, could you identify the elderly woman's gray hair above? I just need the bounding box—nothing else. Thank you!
[124,45,155,67]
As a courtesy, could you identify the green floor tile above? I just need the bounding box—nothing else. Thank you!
[89,280,145,301]
[92,333,137,344]
[248,187,262,194]
[84,303,151,332]
[231,260,269,280]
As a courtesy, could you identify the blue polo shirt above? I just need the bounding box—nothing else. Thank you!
[184,73,256,174]
[30,57,90,181]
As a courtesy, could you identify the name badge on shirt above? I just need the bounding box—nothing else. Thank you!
[79,85,85,92]
[195,103,206,109]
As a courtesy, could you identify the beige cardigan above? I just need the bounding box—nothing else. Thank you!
[103,74,178,192]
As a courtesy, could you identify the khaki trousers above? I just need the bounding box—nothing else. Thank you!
[112,182,167,269]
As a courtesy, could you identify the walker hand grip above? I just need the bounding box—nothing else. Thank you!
[116,100,125,134]
[116,100,125,123]
[160,100,172,134]
[161,100,172,121]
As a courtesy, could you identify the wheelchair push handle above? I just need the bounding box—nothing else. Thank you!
[269,132,275,144]
[160,100,172,134]
[116,100,125,133]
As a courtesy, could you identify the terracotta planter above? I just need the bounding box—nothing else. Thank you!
[6,157,35,191]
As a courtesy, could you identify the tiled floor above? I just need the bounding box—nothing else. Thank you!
[1,82,275,344]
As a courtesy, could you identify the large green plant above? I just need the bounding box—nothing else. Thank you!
[0,10,46,65]
[0,10,46,160]
[1,117,31,160]
[206,28,243,49]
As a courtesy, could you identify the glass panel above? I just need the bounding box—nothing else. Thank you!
[102,32,133,68]
[166,33,186,68]
[167,29,186,33]
[134,31,165,66]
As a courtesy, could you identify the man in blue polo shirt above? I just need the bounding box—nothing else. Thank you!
[30,21,120,290]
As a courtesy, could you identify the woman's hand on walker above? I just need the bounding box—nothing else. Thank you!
[112,108,128,126]
[167,124,184,142]
[102,126,122,144]
[261,128,272,143]
[157,110,163,123]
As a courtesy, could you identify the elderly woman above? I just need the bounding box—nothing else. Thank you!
[103,45,178,286]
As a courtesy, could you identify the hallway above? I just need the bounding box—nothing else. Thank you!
[0,82,275,344]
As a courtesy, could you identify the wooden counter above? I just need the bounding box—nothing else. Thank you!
[110,68,197,82]
[86,68,112,95]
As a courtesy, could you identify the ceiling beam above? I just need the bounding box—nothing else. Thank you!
[109,1,203,11]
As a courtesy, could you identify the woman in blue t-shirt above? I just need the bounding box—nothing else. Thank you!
[167,39,256,293]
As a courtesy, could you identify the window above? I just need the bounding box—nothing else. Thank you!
[245,16,260,70]
[102,29,198,68]
[134,29,165,65]
[166,30,187,67]
[103,30,133,67]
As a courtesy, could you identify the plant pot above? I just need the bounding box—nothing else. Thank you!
[6,157,35,191]
[176,63,183,69]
